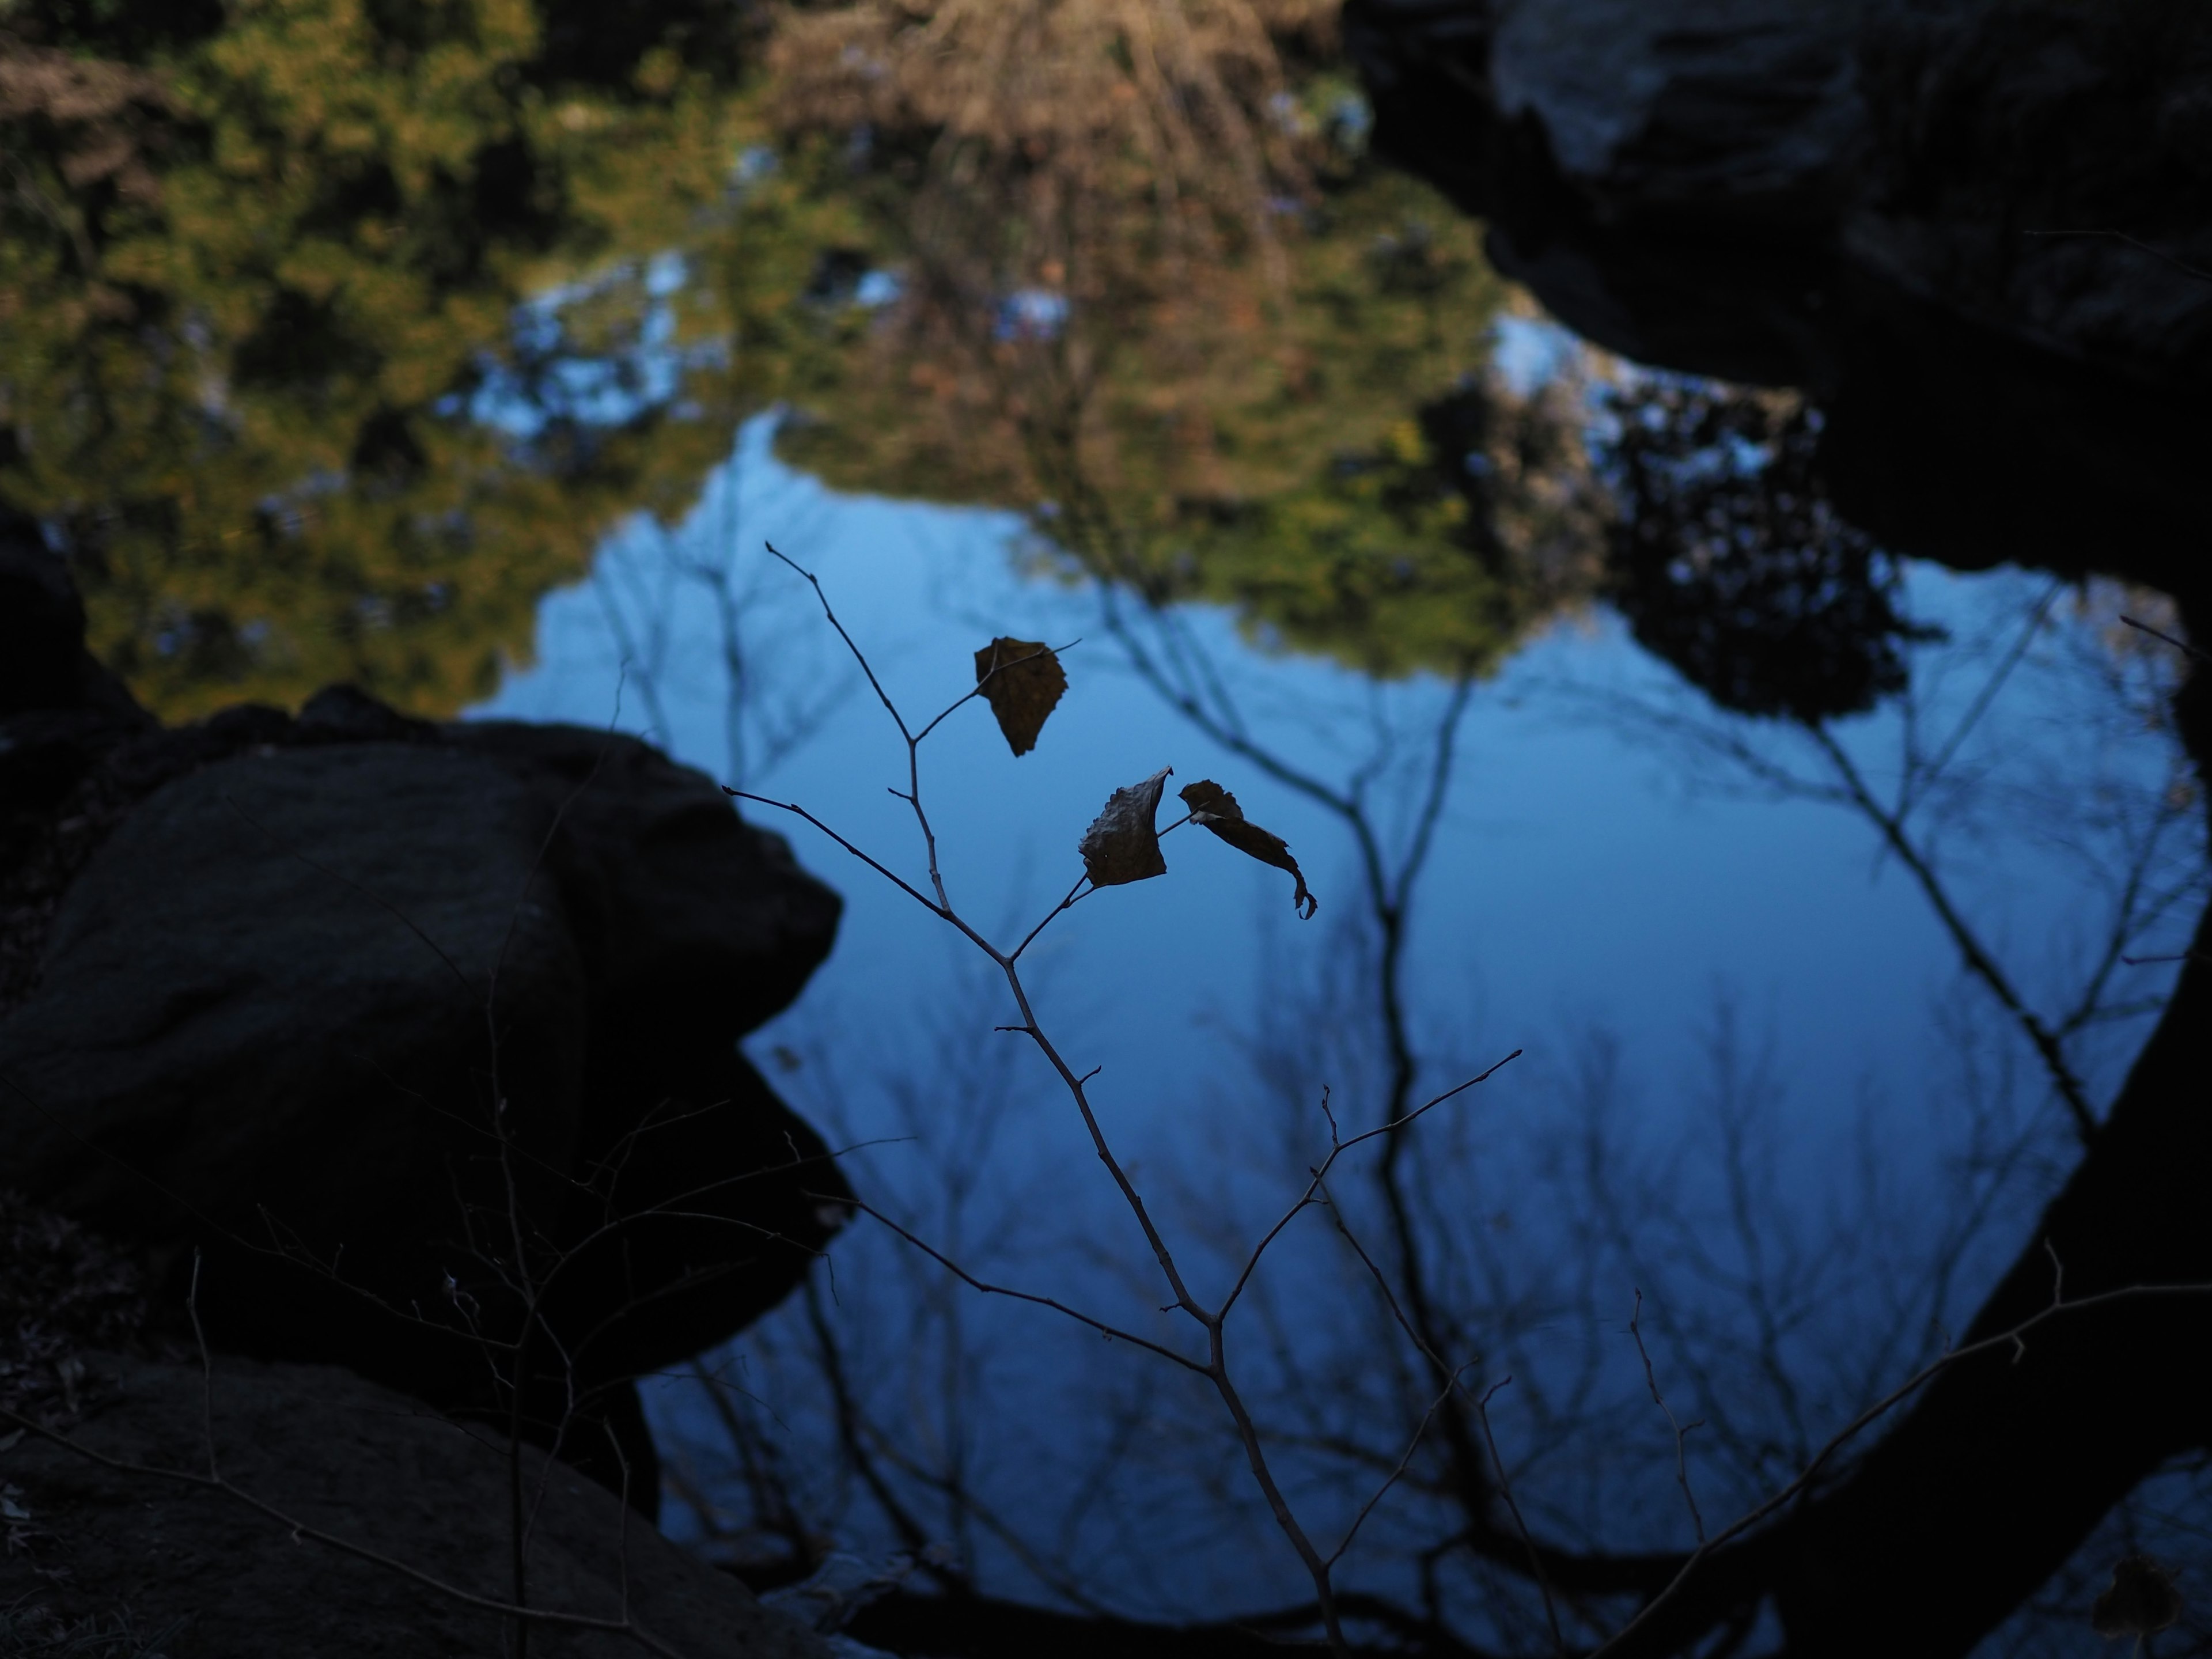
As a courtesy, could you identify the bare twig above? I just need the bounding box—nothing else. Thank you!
[1316,1181,1567,1657]
[1590,1272,2212,1656]
[748,547,1384,1650]
[817,1193,1208,1374]
[1221,1055,1521,1323]
[1327,1364,1469,1570]
[2120,613,2209,663]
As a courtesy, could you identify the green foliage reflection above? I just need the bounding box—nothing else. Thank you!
[1,0,827,717]
[1,1,1601,719]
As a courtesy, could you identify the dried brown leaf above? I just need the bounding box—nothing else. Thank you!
[2093,1555,2182,1637]
[1079,767,1172,887]
[1179,779,1317,918]
[975,637,1067,756]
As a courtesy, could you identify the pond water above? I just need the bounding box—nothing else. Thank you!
[479,407,2199,1635]
[7,8,2206,1649]
[483,414,2183,1149]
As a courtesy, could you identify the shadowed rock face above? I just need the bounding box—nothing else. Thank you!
[1345,0,2212,583]
[0,552,849,1517]
[0,1349,834,1659]
[0,521,150,729]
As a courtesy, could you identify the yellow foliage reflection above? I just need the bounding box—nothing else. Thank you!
[1,0,1603,718]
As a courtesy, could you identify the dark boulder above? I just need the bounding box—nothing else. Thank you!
[1345,0,2212,581]
[0,1349,832,1659]
[0,675,848,1516]
[0,517,148,728]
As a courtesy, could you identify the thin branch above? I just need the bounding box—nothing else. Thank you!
[1590,1273,2212,1656]
[821,1194,1207,1374]
[914,636,1083,745]
[1315,1179,1567,1653]
[751,551,1387,1650]
[726,790,947,918]
[764,541,916,745]
[1220,1054,1521,1323]
[1009,871,1096,964]
[1327,1363,1468,1570]
[2120,613,2209,663]
[1468,1383,1569,1658]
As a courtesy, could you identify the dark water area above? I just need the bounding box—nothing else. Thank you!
[5,3,2210,1656]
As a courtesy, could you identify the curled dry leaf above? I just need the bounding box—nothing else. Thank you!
[2092,1554,2182,1638]
[1179,780,1317,918]
[974,637,1067,756]
[1079,767,1172,887]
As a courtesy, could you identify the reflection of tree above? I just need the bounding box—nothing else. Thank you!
[1593,385,2204,1147]
[582,438,856,793]
[650,409,2206,1657]
[0,3,865,718]
[760,0,1607,678]
[6,0,1601,719]
[1604,383,1940,724]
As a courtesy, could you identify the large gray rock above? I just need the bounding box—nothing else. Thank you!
[1346,0,2212,581]
[1,741,591,1245]
[0,714,849,1512]
[0,1350,832,1659]
[1487,0,1865,220]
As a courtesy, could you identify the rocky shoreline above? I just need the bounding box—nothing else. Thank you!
[2,529,850,1655]
[1347,0,2212,581]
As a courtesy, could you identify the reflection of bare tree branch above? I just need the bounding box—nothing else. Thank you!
[1590,1267,2212,1657]
[798,1275,969,1592]
[1100,583,1505,1503]
[579,441,854,791]
[1808,724,2100,1143]
[847,1403,1117,1615]
[669,388,2201,1654]
[1310,1171,1565,1654]
[1896,581,2059,819]
[593,561,677,749]
[1627,1291,1706,1544]
[1564,577,2202,1162]
[677,1358,820,1579]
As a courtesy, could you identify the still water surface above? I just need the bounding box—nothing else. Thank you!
[483,415,2179,1146]
[476,407,2199,1628]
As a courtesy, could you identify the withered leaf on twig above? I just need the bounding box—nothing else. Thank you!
[2093,1554,2181,1638]
[1079,768,1172,887]
[974,637,1067,756]
[1179,780,1317,918]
